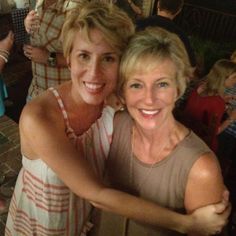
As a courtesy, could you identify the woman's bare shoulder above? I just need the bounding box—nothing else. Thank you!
[20,91,63,133]
[185,151,224,212]
[190,152,221,179]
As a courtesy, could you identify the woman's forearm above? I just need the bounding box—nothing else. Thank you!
[0,59,5,72]
[23,45,68,67]
[127,0,142,16]
[90,188,229,235]
[218,118,235,133]
[91,188,188,233]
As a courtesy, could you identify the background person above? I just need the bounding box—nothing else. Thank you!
[23,0,75,100]
[0,31,13,72]
[217,50,236,176]
[183,59,236,153]
[0,30,14,214]
[5,2,231,236]
[136,0,196,69]
[115,0,143,21]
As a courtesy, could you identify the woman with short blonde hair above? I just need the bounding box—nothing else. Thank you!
[118,27,193,99]
[90,27,229,236]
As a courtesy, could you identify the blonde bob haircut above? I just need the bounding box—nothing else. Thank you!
[203,59,236,96]
[118,27,193,99]
[61,1,135,58]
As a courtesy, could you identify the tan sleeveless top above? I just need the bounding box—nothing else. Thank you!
[90,111,212,236]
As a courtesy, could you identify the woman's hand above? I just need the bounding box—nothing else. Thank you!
[127,0,142,17]
[187,190,231,235]
[0,31,14,52]
[0,31,14,71]
[23,44,48,64]
[218,107,236,133]
[228,108,236,120]
[24,10,40,34]
[224,94,236,104]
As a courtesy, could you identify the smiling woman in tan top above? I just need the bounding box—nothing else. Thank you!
[90,27,229,236]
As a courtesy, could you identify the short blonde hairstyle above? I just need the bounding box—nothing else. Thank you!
[204,59,236,96]
[118,27,193,99]
[61,1,135,58]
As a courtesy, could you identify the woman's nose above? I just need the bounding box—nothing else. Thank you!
[143,88,156,105]
[88,60,102,78]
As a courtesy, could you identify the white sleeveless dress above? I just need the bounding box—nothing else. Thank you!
[5,88,114,236]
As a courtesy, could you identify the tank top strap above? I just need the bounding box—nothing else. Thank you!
[49,87,74,133]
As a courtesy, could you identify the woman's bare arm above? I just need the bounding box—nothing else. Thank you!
[127,0,142,16]
[23,44,67,67]
[0,31,14,72]
[218,109,236,133]
[185,152,227,235]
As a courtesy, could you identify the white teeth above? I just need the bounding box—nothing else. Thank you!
[141,109,159,115]
[84,82,103,90]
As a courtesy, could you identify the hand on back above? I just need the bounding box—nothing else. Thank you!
[188,190,231,235]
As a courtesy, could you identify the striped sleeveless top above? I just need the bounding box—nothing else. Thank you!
[5,88,114,235]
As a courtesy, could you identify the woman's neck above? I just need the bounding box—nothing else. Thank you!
[157,10,175,20]
[134,116,176,142]
[59,82,103,135]
[132,117,182,164]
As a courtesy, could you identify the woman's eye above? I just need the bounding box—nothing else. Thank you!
[130,83,142,89]
[103,56,116,63]
[158,82,169,88]
[79,53,90,61]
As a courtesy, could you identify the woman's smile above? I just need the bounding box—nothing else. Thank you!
[124,58,177,131]
[69,28,119,105]
[139,108,160,117]
[83,81,105,93]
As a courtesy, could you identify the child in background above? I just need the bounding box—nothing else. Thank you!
[217,51,236,175]
[184,59,236,152]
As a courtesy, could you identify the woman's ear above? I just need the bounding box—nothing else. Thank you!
[105,93,126,111]
[119,96,125,105]
[66,56,71,70]
[175,88,180,101]
[117,95,126,111]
